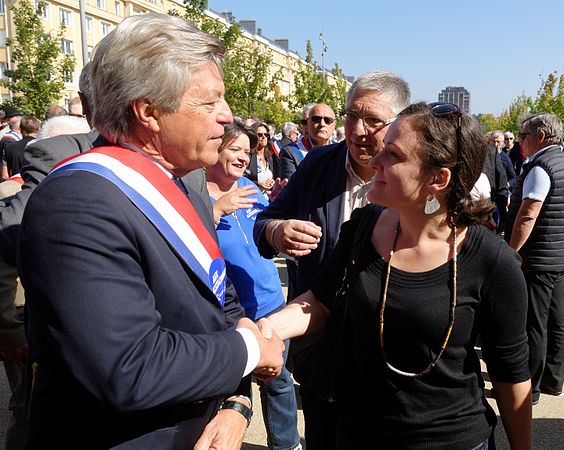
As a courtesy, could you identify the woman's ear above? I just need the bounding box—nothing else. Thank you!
[429,167,452,195]
[131,99,160,133]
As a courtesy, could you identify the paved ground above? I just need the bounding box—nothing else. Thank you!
[1,259,563,449]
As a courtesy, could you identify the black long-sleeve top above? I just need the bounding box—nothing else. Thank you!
[310,207,529,449]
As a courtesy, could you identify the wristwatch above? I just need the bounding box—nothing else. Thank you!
[219,400,253,427]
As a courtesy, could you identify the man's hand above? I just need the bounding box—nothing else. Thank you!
[193,407,247,450]
[0,343,27,361]
[213,185,258,224]
[268,219,322,257]
[237,318,284,381]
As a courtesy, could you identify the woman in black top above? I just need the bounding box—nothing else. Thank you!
[260,102,532,449]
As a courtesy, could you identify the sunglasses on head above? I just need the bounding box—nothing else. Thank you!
[428,102,462,159]
[310,115,336,125]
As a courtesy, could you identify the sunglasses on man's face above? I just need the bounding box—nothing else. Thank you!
[310,115,336,125]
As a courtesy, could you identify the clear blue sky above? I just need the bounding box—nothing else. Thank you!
[208,0,564,116]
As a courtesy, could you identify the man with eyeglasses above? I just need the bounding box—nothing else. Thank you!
[505,112,564,407]
[279,103,336,180]
[254,71,410,450]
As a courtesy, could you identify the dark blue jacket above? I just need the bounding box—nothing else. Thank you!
[254,141,348,298]
[19,166,248,449]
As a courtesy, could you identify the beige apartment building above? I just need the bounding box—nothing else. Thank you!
[0,0,349,109]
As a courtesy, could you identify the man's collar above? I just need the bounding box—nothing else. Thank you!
[525,144,563,163]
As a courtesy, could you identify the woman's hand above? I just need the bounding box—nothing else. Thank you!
[257,178,275,192]
[213,185,258,224]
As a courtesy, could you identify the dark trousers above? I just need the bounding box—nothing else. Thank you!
[525,270,564,399]
[299,385,338,450]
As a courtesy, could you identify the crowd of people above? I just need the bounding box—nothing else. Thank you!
[0,11,563,450]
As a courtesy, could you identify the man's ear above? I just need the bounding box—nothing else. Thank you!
[131,99,160,133]
[537,129,546,143]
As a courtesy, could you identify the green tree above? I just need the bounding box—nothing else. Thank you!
[497,94,532,134]
[330,63,349,123]
[223,43,273,118]
[0,0,75,118]
[476,113,498,134]
[531,71,564,120]
[291,40,335,111]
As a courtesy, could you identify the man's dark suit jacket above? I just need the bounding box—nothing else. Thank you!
[19,162,248,449]
[279,140,313,181]
[254,141,347,298]
[3,135,34,176]
[0,129,211,265]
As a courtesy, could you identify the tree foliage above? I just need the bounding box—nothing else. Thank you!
[175,0,292,126]
[530,71,564,119]
[0,0,75,118]
[290,40,335,111]
[497,94,532,134]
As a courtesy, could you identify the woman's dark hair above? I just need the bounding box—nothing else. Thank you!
[397,102,494,227]
[251,121,273,160]
[219,118,258,152]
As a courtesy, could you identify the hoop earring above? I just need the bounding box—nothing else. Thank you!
[424,195,440,215]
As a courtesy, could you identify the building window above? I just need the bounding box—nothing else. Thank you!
[101,22,111,37]
[59,8,72,27]
[34,0,49,19]
[114,1,121,15]
[86,16,92,33]
[87,46,93,61]
[0,1,4,14]
[0,30,5,47]
[0,62,7,79]
[132,6,144,15]
[97,0,106,10]
[61,39,73,55]
[63,69,74,83]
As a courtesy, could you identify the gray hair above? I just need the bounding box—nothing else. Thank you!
[37,115,91,140]
[281,121,298,137]
[492,130,505,140]
[78,62,93,113]
[504,131,514,139]
[346,71,410,115]
[521,113,563,146]
[91,13,225,143]
[302,103,317,119]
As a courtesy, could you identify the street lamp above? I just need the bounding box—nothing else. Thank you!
[319,32,328,78]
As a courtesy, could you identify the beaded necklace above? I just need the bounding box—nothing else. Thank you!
[379,223,458,378]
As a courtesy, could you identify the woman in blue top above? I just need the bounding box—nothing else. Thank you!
[206,119,301,450]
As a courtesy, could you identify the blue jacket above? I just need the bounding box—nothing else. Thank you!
[212,178,284,320]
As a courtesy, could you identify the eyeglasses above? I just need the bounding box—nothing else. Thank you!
[339,110,396,131]
[310,115,336,125]
[429,102,462,160]
[256,133,269,138]
[518,132,531,140]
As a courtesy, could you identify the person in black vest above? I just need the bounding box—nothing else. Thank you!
[505,112,564,405]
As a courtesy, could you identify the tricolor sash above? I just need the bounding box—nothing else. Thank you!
[51,146,227,306]
[292,137,313,163]
[271,140,282,158]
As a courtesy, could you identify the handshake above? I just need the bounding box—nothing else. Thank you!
[237,317,283,381]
